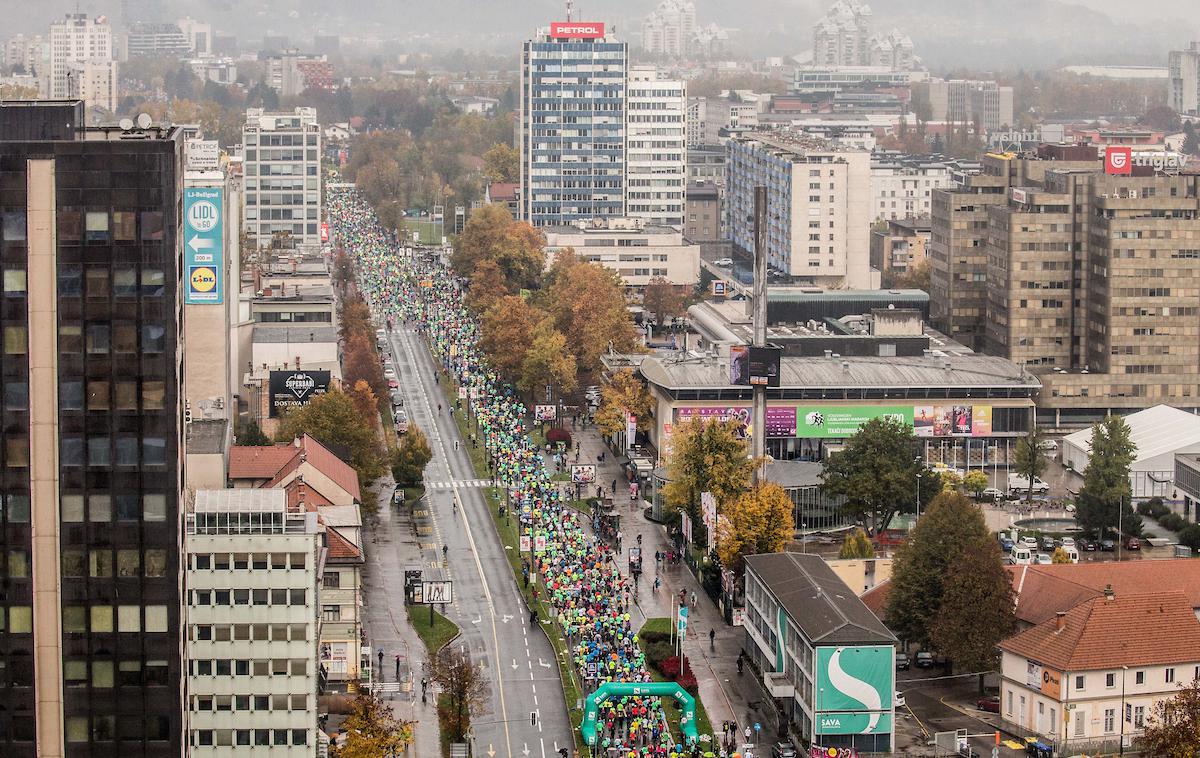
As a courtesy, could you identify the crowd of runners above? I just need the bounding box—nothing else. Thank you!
[327,187,712,757]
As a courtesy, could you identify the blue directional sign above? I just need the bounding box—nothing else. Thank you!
[184,187,224,304]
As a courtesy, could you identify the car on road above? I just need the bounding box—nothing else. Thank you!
[383,367,397,380]
[894,691,906,708]
[388,378,400,390]
[392,487,406,506]
[394,410,409,434]
[915,651,936,668]
[999,537,1014,552]
[1126,537,1141,550]
[390,392,404,409]
[713,257,733,267]
[1101,539,1116,552]
[896,652,910,670]
[1079,538,1096,551]
[1036,553,1053,565]
[771,742,797,758]
[977,696,1000,713]
[1061,537,1075,547]
[375,328,386,341]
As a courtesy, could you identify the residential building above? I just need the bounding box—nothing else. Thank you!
[267,53,334,97]
[870,216,930,276]
[687,91,763,146]
[916,78,1015,132]
[125,22,190,56]
[520,21,627,227]
[870,152,974,221]
[632,349,1038,467]
[48,14,114,103]
[0,99,183,756]
[627,66,687,228]
[684,183,721,242]
[998,591,1200,755]
[726,132,876,287]
[791,66,926,94]
[189,57,238,85]
[812,0,873,68]
[241,107,322,248]
[742,553,897,752]
[641,0,696,57]
[485,182,521,219]
[1168,41,1200,115]
[543,217,700,289]
[176,17,212,56]
[185,489,320,754]
[4,34,47,76]
[687,145,726,185]
[65,58,118,113]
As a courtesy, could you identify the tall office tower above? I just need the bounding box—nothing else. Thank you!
[520,21,627,227]
[241,108,323,248]
[641,0,697,58]
[184,490,320,754]
[627,66,687,228]
[0,100,183,757]
[1169,42,1200,116]
[48,14,114,101]
[726,132,876,288]
[929,145,1099,351]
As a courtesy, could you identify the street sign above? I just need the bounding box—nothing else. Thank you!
[519,535,531,552]
[458,387,467,400]
[422,581,453,604]
[184,187,224,305]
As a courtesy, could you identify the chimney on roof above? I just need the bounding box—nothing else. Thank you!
[1055,611,1066,631]
[1104,583,1115,601]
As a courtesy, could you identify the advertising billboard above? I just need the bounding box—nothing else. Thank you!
[534,404,557,422]
[913,405,991,437]
[550,21,605,38]
[184,187,224,305]
[268,370,331,417]
[797,407,914,439]
[814,646,895,736]
[1105,146,1133,175]
[1026,659,1062,699]
[571,464,597,484]
[730,346,782,387]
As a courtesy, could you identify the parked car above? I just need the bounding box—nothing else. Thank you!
[388,378,400,390]
[1041,537,1055,551]
[895,652,910,670]
[1101,539,1116,552]
[383,367,397,380]
[894,691,906,708]
[713,257,733,267]
[392,487,406,506]
[390,391,404,408]
[977,696,1000,713]
[1021,536,1039,549]
[1061,537,1075,547]
[1126,537,1141,551]
[771,742,798,758]
[375,328,386,341]
[1036,553,1053,565]
[979,487,1004,501]
[395,411,409,434]
[1078,538,1096,552]
[1008,473,1050,495]
[915,651,936,668]
[999,537,1015,552]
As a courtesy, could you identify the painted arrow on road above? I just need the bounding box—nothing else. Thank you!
[538,658,551,669]
[472,615,482,624]
[511,658,519,670]
[522,744,530,757]
[500,614,513,623]
[486,745,496,758]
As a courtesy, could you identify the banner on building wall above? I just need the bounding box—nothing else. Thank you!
[913,405,992,437]
[268,370,331,417]
[184,187,224,305]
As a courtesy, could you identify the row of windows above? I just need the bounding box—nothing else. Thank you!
[63,659,170,688]
[5,210,168,244]
[190,623,309,642]
[56,436,168,468]
[192,694,309,712]
[62,604,169,634]
[190,551,308,570]
[62,547,167,578]
[245,133,318,147]
[192,729,309,747]
[189,588,307,607]
[67,715,171,743]
[189,658,308,677]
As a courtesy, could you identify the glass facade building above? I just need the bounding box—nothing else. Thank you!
[0,101,182,757]
[520,28,627,227]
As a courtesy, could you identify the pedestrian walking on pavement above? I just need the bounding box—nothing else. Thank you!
[691,590,698,609]
[709,628,716,651]
[395,654,401,679]
[377,649,384,676]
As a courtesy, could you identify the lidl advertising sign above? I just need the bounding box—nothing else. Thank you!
[814,646,895,736]
[184,187,224,304]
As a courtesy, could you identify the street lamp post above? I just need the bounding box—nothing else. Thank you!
[1119,664,1128,756]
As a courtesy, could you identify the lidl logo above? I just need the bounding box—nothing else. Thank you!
[189,266,217,294]
[187,199,220,232]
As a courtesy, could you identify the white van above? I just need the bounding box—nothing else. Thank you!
[1008,546,1033,565]
[1008,473,1050,495]
[1063,546,1080,564]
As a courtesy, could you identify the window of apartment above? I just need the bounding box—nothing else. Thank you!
[322,605,341,621]
[1134,705,1145,728]
[323,571,340,588]
[1135,670,1145,685]
[1006,690,1013,715]
[1106,672,1116,688]
[1075,675,1085,691]
[3,326,26,355]
[1167,667,1176,683]
[3,268,26,296]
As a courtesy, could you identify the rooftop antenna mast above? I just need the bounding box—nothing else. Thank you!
[566,0,574,21]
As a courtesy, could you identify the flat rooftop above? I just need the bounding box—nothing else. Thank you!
[252,326,338,344]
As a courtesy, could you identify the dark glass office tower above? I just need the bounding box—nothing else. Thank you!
[0,100,182,757]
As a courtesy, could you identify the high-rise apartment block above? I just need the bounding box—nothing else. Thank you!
[0,100,183,757]
[184,489,320,754]
[915,79,1015,132]
[1168,42,1200,115]
[125,23,191,56]
[932,144,1200,424]
[812,0,915,71]
[641,0,696,57]
[726,132,876,287]
[241,107,323,248]
[520,22,627,227]
[627,66,686,228]
[49,14,117,112]
[870,152,978,222]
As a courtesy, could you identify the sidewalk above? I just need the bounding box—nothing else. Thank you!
[360,473,443,757]
[557,419,766,743]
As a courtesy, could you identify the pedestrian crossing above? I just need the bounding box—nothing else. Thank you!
[425,479,496,489]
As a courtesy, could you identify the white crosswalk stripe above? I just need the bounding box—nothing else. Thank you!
[426,479,496,489]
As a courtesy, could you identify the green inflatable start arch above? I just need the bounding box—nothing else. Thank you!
[580,681,698,746]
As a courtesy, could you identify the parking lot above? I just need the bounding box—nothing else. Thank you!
[894,665,1027,757]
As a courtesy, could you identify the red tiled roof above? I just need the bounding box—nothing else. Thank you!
[228,445,299,480]
[285,478,333,511]
[488,182,518,202]
[1007,559,1200,626]
[860,581,891,618]
[326,527,363,562]
[263,435,361,501]
[999,591,1200,671]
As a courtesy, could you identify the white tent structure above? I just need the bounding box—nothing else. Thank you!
[1063,405,1200,498]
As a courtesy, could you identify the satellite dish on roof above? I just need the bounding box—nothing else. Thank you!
[136,113,153,129]
[119,117,134,131]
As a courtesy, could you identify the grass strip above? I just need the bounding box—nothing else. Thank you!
[404,605,461,758]
[637,618,716,746]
